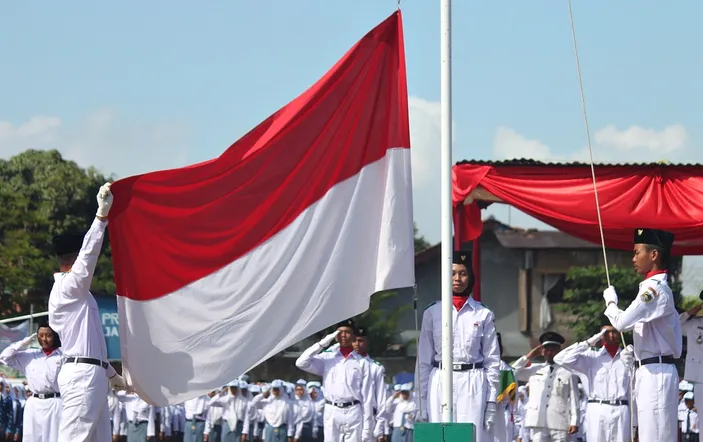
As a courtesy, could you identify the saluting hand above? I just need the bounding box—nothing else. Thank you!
[688,304,703,317]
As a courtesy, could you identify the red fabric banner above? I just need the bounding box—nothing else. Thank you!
[452,162,703,255]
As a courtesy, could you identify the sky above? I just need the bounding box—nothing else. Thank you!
[2,1,703,293]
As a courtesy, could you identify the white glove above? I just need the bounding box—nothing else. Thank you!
[109,373,128,391]
[620,344,634,368]
[96,182,113,218]
[18,334,36,350]
[484,401,496,432]
[586,329,606,346]
[603,285,618,306]
[318,330,339,348]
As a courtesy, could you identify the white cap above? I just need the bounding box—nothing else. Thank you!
[249,385,261,394]
[394,384,401,391]
[261,384,271,393]
[684,392,695,401]
[680,381,694,392]
[400,383,412,392]
[296,379,307,386]
[270,380,283,388]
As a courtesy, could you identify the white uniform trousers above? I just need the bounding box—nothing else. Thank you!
[490,404,512,442]
[323,402,362,442]
[57,362,111,442]
[695,383,703,419]
[635,363,678,442]
[585,402,630,442]
[530,428,568,442]
[23,396,62,442]
[428,367,488,442]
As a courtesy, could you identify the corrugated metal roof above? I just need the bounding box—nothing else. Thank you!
[456,158,703,168]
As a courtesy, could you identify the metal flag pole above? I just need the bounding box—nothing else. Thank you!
[440,0,454,423]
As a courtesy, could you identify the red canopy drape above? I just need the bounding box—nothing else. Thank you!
[452,161,703,255]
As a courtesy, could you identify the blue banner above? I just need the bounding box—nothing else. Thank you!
[94,294,121,360]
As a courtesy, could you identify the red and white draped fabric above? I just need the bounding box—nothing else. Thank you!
[107,11,414,406]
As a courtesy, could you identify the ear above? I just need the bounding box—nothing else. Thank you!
[650,248,660,261]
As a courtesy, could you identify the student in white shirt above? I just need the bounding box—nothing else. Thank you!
[48,183,128,442]
[681,392,699,442]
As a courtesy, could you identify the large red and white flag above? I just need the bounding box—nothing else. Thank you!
[107,11,414,406]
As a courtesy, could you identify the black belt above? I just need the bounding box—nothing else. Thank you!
[588,399,628,406]
[326,400,360,408]
[636,355,675,368]
[432,360,483,371]
[189,417,206,422]
[63,357,109,369]
[33,392,60,399]
[130,420,148,425]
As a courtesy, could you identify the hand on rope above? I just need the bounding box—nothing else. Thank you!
[603,286,618,306]
[619,345,635,368]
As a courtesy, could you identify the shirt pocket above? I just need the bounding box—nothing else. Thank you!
[468,321,484,356]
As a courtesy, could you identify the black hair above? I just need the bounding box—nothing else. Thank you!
[644,244,670,269]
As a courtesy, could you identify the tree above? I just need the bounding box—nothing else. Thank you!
[0,149,115,316]
[414,223,430,252]
[559,264,683,341]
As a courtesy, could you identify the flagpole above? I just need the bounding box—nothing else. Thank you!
[439,0,454,423]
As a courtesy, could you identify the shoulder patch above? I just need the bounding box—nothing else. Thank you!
[424,301,439,311]
[640,291,654,303]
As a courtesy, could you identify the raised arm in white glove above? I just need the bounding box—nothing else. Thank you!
[586,329,606,347]
[96,182,113,218]
[620,345,634,368]
[318,330,339,348]
[603,286,618,306]
[484,401,496,431]
[17,333,37,350]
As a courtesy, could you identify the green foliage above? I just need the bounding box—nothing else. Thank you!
[414,223,430,252]
[680,295,702,312]
[561,265,683,340]
[0,149,116,316]
[353,290,410,356]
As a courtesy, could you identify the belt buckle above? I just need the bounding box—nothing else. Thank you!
[37,394,44,399]
[608,400,616,405]
[452,363,461,370]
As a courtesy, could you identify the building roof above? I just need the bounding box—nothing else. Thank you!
[414,217,599,259]
[456,159,703,168]
[493,229,600,249]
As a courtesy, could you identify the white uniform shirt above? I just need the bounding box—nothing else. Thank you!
[293,394,315,439]
[48,218,109,361]
[512,357,579,432]
[682,408,699,434]
[605,273,682,360]
[250,394,295,436]
[208,391,250,434]
[361,354,388,437]
[296,344,374,438]
[417,296,501,402]
[554,343,632,403]
[385,395,417,430]
[0,341,62,394]
[184,395,209,421]
[679,312,703,384]
[204,395,224,434]
[114,391,156,437]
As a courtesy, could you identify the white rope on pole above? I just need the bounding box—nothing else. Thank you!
[566,2,635,441]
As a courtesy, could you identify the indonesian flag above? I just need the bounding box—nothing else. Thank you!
[107,11,414,406]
